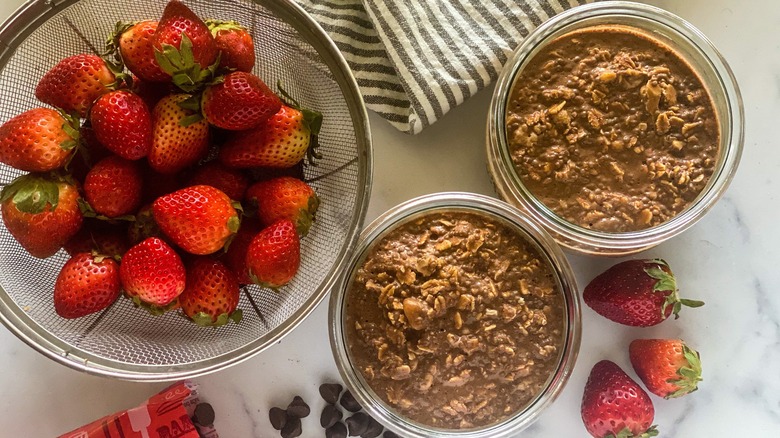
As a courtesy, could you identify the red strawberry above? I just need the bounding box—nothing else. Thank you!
[246,219,300,288]
[113,20,168,82]
[153,0,218,89]
[222,220,262,285]
[245,177,319,236]
[201,72,281,130]
[629,339,702,399]
[83,156,143,218]
[179,257,242,326]
[90,90,153,160]
[152,185,239,255]
[148,94,209,174]
[54,252,121,318]
[120,237,185,307]
[219,103,322,168]
[0,108,78,172]
[35,54,115,117]
[583,259,704,327]
[0,174,83,258]
[64,222,129,258]
[188,161,249,200]
[207,20,255,73]
[581,360,658,438]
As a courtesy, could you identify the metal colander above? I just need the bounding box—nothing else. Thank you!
[0,0,371,380]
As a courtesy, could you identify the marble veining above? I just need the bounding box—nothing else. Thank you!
[1,0,780,436]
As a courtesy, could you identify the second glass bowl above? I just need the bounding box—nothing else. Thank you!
[329,192,580,438]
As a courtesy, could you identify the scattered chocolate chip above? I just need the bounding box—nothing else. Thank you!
[192,402,215,426]
[286,396,310,418]
[269,407,287,430]
[382,432,399,438]
[280,415,302,438]
[326,421,348,438]
[361,417,383,438]
[321,404,343,428]
[339,390,362,413]
[346,412,370,436]
[319,383,343,404]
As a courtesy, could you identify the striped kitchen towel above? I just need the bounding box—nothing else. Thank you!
[296,0,590,134]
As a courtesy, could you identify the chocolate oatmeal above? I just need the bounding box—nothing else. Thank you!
[506,25,720,232]
[345,211,565,429]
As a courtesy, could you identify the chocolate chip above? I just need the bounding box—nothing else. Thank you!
[339,390,362,413]
[192,402,215,426]
[280,415,302,438]
[382,432,399,438]
[326,421,348,438]
[319,383,343,404]
[269,407,287,430]
[346,412,370,436]
[286,396,310,418]
[321,404,343,428]
[361,417,383,438]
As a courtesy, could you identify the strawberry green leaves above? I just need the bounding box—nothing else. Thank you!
[0,173,61,214]
[666,344,703,399]
[155,33,220,93]
[645,259,704,320]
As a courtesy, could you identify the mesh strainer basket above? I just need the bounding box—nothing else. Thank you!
[0,0,372,380]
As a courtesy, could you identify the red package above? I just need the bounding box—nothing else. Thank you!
[58,381,218,438]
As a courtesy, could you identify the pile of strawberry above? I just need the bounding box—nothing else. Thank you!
[0,0,323,326]
[580,259,705,438]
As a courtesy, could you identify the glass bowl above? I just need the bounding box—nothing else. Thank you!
[329,192,580,438]
[486,1,743,256]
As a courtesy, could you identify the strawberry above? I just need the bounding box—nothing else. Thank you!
[0,174,83,258]
[222,220,262,285]
[245,177,319,236]
[219,103,322,169]
[629,339,702,399]
[153,0,218,91]
[90,90,153,160]
[0,108,78,172]
[201,71,281,130]
[581,360,658,438]
[207,20,255,73]
[64,222,129,258]
[83,156,143,218]
[188,161,249,200]
[35,54,116,117]
[148,94,209,174]
[111,20,168,82]
[152,185,240,255]
[246,219,300,288]
[179,257,242,326]
[583,259,704,327]
[54,252,121,319]
[120,237,185,307]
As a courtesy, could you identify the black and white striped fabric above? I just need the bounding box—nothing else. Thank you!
[297,0,590,134]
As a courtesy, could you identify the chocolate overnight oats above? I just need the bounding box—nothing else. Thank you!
[345,211,565,429]
[506,25,720,232]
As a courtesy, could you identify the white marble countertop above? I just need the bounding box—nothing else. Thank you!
[1,0,778,436]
